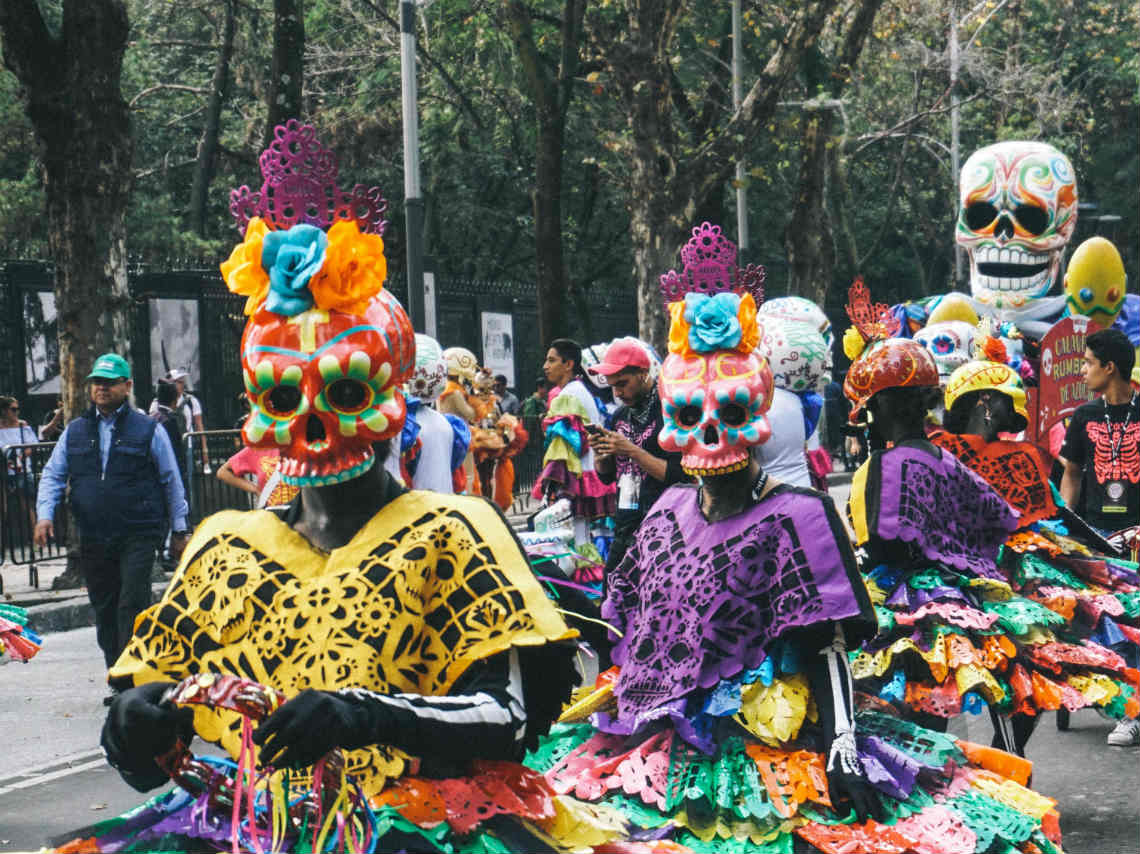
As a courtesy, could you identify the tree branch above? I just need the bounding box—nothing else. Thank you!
[129,84,210,108]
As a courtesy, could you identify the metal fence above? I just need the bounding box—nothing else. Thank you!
[0,441,70,589]
[0,423,546,589]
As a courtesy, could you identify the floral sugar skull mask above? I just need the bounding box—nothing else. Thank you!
[913,320,978,383]
[659,350,773,476]
[241,288,414,486]
[957,141,1077,310]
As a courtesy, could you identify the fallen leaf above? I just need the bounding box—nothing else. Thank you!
[90,802,107,810]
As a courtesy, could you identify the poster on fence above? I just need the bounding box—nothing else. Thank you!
[481,311,515,388]
[24,291,59,395]
[149,299,201,389]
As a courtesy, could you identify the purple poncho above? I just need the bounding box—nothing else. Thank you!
[602,483,873,723]
[858,442,1018,580]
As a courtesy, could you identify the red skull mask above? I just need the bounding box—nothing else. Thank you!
[241,288,415,486]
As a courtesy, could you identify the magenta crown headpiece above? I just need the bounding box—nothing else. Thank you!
[229,120,388,235]
[659,222,765,305]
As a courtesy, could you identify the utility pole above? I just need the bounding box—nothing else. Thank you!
[949,0,963,287]
[732,0,749,256]
[400,0,426,330]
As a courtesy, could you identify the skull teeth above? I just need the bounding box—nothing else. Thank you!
[279,448,376,487]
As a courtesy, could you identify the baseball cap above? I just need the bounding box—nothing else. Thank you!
[87,353,131,381]
[166,368,189,382]
[586,339,650,377]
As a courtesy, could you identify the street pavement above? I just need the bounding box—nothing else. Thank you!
[1,477,1137,851]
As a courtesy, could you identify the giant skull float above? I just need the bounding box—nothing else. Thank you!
[957,140,1078,312]
[222,121,414,487]
[657,223,773,477]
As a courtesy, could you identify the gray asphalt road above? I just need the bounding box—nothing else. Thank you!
[2,548,1138,851]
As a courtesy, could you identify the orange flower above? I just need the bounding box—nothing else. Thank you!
[736,292,760,353]
[308,220,387,315]
[220,217,270,315]
[667,300,692,356]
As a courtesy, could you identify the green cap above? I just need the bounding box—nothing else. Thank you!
[87,353,132,381]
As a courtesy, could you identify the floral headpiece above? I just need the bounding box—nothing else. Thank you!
[842,276,901,361]
[220,121,390,317]
[661,223,764,357]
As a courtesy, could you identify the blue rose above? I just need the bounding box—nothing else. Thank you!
[684,292,743,352]
[261,224,328,316]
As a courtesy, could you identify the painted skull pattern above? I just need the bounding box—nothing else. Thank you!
[659,350,773,475]
[755,317,832,393]
[956,140,1078,309]
[913,320,979,383]
[407,333,448,403]
[758,296,834,349]
[241,288,415,486]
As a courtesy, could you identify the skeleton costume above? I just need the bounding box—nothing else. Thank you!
[930,356,1140,724]
[70,124,619,853]
[525,225,1064,854]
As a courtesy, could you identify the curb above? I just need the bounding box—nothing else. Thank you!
[24,581,170,636]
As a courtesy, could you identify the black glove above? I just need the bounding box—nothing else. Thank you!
[801,623,886,823]
[253,689,383,769]
[824,731,884,823]
[101,682,195,792]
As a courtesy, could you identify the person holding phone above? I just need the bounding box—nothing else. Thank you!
[587,339,688,580]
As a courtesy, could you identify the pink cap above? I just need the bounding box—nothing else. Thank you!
[587,339,650,377]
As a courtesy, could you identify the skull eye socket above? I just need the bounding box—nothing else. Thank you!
[719,403,748,427]
[677,405,703,428]
[1014,204,1048,236]
[965,202,999,231]
[326,378,371,414]
[265,385,302,417]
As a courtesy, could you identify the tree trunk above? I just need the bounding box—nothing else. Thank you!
[784,109,836,306]
[0,0,133,421]
[189,0,236,236]
[265,0,305,143]
[534,107,568,344]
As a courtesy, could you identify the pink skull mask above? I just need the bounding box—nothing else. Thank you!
[659,350,773,476]
[241,288,415,486]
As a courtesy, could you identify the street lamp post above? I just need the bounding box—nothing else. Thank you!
[400,0,426,332]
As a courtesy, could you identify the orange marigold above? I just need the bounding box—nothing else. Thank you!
[308,220,387,315]
[220,217,270,315]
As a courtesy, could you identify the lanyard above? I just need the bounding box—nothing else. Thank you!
[1103,392,1138,463]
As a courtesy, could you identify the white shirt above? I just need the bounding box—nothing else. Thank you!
[755,387,811,488]
[148,393,202,434]
[412,406,455,494]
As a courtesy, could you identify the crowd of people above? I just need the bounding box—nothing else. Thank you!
[1,123,1136,853]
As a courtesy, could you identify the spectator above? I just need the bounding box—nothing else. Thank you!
[520,377,550,421]
[217,446,298,509]
[151,368,209,473]
[150,380,184,466]
[0,395,39,531]
[39,399,64,442]
[34,353,189,703]
[1058,328,1139,747]
[494,374,520,415]
[542,339,601,425]
[588,340,688,576]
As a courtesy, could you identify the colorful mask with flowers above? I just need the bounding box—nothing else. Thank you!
[657,223,773,477]
[221,121,414,487]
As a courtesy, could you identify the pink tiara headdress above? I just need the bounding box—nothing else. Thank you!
[229,119,388,236]
[659,222,766,306]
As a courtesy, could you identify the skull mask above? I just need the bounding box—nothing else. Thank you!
[407,333,448,403]
[758,296,834,350]
[913,320,978,383]
[957,141,1078,310]
[241,287,415,486]
[659,350,773,476]
[755,317,832,393]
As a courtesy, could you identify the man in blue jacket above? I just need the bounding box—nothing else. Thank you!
[34,354,189,701]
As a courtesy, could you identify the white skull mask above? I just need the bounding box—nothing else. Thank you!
[407,333,448,403]
[956,140,1078,310]
[913,320,979,383]
[755,318,832,393]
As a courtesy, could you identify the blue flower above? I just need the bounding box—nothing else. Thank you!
[684,292,742,352]
[261,224,328,316]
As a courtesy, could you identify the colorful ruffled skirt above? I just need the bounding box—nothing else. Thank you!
[523,665,1063,854]
[0,603,41,663]
[853,546,1140,721]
